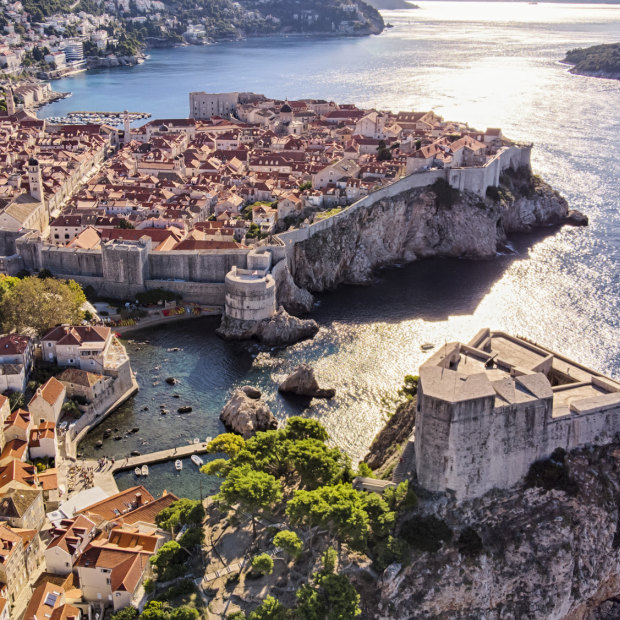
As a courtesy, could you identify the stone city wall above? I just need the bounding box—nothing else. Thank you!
[277,145,532,256]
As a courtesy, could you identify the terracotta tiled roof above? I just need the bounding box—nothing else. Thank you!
[118,491,179,526]
[29,422,56,447]
[77,486,155,522]
[23,580,80,620]
[0,334,30,355]
[5,408,30,430]
[0,487,41,517]
[0,438,27,461]
[29,377,66,407]
[57,368,105,388]
[46,515,96,555]
[0,460,37,489]
[42,325,111,346]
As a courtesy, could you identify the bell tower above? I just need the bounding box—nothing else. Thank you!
[27,158,44,204]
[5,86,15,116]
[123,110,131,144]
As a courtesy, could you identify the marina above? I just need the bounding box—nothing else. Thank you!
[47,110,150,127]
[110,441,211,473]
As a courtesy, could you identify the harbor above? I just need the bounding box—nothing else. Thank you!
[47,110,151,126]
[110,439,211,473]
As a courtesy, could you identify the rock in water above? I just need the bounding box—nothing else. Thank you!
[565,209,589,226]
[278,364,335,399]
[220,387,278,438]
[217,307,319,346]
[241,385,262,399]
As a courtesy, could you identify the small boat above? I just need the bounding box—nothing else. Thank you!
[135,467,141,476]
[420,343,435,351]
[193,438,200,444]
[175,460,183,471]
[141,465,149,476]
[191,455,204,467]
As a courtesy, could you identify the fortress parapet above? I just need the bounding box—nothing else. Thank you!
[415,329,620,501]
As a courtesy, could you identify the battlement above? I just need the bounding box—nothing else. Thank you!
[415,329,620,500]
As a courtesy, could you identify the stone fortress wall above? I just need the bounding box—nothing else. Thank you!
[415,328,620,501]
[0,144,530,315]
[276,144,531,252]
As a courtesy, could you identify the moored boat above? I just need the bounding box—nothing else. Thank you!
[175,459,183,471]
[191,454,203,467]
[141,465,149,476]
[134,467,141,476]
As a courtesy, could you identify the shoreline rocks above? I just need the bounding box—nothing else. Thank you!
[217,307,319,346]
[287,168,584,294]
[278,364,335,399]
[220,386,278,438]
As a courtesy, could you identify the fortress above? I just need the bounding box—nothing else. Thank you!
[415,329,620,501]
[0,142,532,330]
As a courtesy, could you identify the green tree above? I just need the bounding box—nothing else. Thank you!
[0,277,85,336]
[207,433,245,457]
[251,553,274,576]
[296,572,361,620]
[248,596,291,620]
[227,613,246,620]
[284,416,328,442]
[118,219,135,229]
[112,608,139,620]
[178,526,204,549]
[216,465,282,537]
[201,458,229,476]
[140,601,167,620]
[288,439,345,489]
[273,530,302,560]
[155,498,205,532]
[149,541,184,581]
[0,275,19,303]
[169,608,199,620]
[287,484,394,554]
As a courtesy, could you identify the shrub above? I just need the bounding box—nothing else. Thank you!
[251,553,274,576]
[111,608,138,620]
[273,530,302,560]
[400,515,452,552]
[371,535,409,571]
[143,578,155,594]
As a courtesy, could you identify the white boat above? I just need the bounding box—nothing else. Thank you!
[141,465,149,476]
[175,460,183,471]
[191,454,203,467]
[134,467,141,476]
[193,438,200,444]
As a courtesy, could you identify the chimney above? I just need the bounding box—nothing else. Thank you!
[135,493,142,506]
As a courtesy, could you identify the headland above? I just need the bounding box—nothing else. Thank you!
[562,42,620,80]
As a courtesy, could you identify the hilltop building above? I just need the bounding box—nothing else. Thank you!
[415,329,620,501]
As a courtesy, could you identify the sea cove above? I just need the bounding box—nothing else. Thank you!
[41,1,620,497]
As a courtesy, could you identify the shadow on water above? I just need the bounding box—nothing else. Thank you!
[312,227,560,325]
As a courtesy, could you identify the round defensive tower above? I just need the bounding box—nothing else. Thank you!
[224,266,277,322]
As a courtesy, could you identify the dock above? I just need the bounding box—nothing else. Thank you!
[111,441,211,472]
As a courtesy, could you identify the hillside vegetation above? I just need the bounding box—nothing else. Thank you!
[563,42,620,79]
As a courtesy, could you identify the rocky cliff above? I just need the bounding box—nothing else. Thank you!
[290,170,574,293]
[376,442,620,619]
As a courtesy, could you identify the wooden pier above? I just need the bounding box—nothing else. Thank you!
[111,441,211,472]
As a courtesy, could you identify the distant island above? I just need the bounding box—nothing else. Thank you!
[562,42,620,80]
[363,0,420,9]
